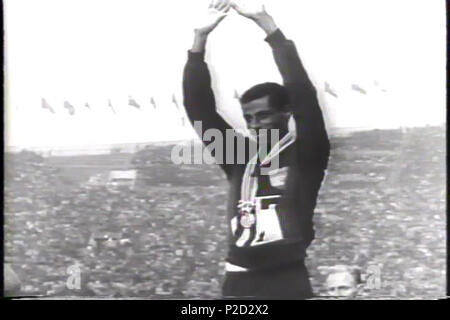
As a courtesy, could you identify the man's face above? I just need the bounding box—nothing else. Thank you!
[242,96,289,137]
[325,272,358,299]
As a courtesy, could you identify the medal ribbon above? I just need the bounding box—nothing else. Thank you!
[239,131,296,213]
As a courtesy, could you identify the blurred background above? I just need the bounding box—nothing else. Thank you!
[3,0,446,299]
[4,0,446,150]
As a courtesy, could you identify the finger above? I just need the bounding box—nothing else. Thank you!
[230,1,242,14]
[216,0,229,11]
[211,0,221,9]
[231,0,242,8]
[222,2,231,13]
[216,0,225,11]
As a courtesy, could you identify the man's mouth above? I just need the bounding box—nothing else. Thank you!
[250,128,266,134]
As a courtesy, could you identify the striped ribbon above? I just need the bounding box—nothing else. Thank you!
[239,131,296,215]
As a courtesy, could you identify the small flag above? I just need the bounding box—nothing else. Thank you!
[128,95,141,109]
[64,100,75,115]
[150,97,157,109]
[41,98,55,114]
[108,99,116,114]
[374,80,387,93]
[351,84,367,95]
[172,94,179,110]
[234,89,240,100]
[324,82,338,98]
[172,94,185,126]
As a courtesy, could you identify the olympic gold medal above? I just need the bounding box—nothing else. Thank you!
[240,213,256,228]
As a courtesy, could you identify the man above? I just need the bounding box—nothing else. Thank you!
[183,0,329,299]
[324,265,362,299]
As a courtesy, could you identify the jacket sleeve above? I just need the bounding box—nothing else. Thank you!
[265,30,330,245]
[183,51,246,177]
[265,30,330,171]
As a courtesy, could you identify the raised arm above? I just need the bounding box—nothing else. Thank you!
[232,1,330,170]
[183,1,241,177]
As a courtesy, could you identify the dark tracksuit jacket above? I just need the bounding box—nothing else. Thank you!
[183,29,330,271]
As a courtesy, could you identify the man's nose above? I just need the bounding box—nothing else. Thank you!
[248,117,259,128]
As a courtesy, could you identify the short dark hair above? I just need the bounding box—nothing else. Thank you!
[240,82,289,112]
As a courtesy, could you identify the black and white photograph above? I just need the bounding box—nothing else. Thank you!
[3,0,446,301]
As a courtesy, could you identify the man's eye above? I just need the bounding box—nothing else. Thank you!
[258,112,274,118]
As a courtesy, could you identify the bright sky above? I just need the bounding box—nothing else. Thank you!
[4,0,446,148]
